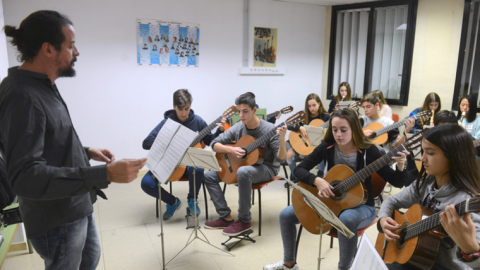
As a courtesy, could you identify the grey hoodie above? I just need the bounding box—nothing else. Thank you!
[378,175,480,270]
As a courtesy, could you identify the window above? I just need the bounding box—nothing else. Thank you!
[453,0,480,110]
[327,0,418,105]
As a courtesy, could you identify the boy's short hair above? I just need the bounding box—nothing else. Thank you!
[235,92,256,110]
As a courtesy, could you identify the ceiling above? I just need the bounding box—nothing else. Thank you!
[273,0,381,6]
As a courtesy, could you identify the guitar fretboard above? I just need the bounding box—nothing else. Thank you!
[402,200,468,242]
[244,122,287,154]
[373,114,423,137]
[190,115,223,147]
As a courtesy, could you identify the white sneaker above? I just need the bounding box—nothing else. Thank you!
[263,260,299,270]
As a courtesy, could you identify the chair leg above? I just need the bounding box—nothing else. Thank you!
[156,198,159,218]
[330,236,334,248]
[258,188,262,236]
[282,164,288,179]
[295,225,303,261]
[222,182,227,195]
[169,181,172,194]
[287,184,290,206]
[203,182,208,220]
[379,194,384,203]
[252,189,255,206]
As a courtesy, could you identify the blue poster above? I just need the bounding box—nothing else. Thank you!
[136,19,200,67]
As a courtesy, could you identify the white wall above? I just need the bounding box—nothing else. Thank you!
[3,0,325,164]
[0,0,9,80]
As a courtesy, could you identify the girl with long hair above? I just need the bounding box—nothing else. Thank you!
[328,82,352,113]
[286,93,330,181]
[457,94,480,139]
[373,90,392,119]
[264,108,409,270]
[379,124,480,270]
[409,92,441,132]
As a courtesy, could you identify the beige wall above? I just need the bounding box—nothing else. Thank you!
[321,0,465,119]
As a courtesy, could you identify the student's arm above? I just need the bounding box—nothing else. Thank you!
[328,99,336,113]
[294,142,328,186]
[142,120,167,150]
[211,123,241,155]
[322,113,331,123]
[446,211,480,268]
[394,118,415,147]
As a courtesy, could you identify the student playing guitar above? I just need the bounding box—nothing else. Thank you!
[264,108,409,270]
[204,92,287,236]
[378,124,480,270]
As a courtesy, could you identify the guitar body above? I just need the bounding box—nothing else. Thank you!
[289,119,325,156]
[216,135,261,184]
[291,164,367,234]
[375,204,444,269]
[168,142,203,182]
[364,122,388,145]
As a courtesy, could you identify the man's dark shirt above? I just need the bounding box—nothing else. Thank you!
[0,67,108,239]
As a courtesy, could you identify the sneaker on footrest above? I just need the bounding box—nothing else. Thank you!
[264,261,299,270]
[222,220,251,236]
[204,218,234,229]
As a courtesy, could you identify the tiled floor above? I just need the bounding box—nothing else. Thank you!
[3,168,403,270]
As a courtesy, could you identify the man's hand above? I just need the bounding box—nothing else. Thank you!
[107,158,147,183]
[380,217,401,242]
[440,204,480,254]
[89,148,115,163]
[217,118,226,132]
[277,125,287,140]
[229,147,246,159]
[363,129,375,138]
[299,126,308,138]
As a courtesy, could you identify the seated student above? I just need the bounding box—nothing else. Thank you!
[264,108,408,270]
[203,92,287,236]
[378,124,480,270]
[458,94,480,140]
[141,89,225,220]
[409,92,441,132]
[328,82,352,113]
[360,92,399,153]
[373,90,392,119]
[286,93,330,181]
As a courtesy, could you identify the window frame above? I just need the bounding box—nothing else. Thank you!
[326,0,418,106]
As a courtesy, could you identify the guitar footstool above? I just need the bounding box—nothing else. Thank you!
[221,229,255,251]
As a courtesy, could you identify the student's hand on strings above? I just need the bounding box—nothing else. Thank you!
[380,217,401,242]
[230,146,246,159]
[107,158,147,183]
[88,148,115,163]
[299,126,308,138]
[391,150,409,171]
[364,129,375,138]
[277,126,287,140]
[275,113,282,119]
[217,118,226,132]
[314,177,335,198]
[404,118,415,133]
[440,204,480,254]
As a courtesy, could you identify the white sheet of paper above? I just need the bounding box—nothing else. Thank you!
[181,147,221,172]
[146,119,197,184]
[286,179,354,239]
[305,126,325,147]
[351,234,388,270]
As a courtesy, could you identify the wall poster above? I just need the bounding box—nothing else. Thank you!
[253,27,277,67]
[136,19,200,67]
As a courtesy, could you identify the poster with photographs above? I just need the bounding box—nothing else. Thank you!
[136,19,200,67]
[253,27,277,67]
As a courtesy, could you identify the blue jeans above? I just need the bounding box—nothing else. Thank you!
[141,167,204,205]
[30,214,101,270]
[279,204,376,269]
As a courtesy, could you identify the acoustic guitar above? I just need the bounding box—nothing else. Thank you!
[224,106,294,131]
[291,131,424,234]
[217,111,306,184]
[363,111,432,145]
[374,197,480,270]
[289,101,362,156]
[168,105,237,182]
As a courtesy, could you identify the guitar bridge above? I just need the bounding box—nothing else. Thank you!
[225,154,233,173]
[298,134,309,147]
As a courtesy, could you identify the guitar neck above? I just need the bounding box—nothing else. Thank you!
[266,111,279,119]
[333,144,406,194]
[403,199,470,241]
[190,115,223,147]
[375,115,418,136]
[244,122,286,154]
[320,120,329,128]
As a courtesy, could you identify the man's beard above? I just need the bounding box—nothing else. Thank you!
[58,57,77,78]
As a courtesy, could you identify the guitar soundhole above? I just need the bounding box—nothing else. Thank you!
[329,180,346,201]
[395,223,410,250]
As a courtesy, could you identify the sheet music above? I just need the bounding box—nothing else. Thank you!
[305,126,325,147]
[351,234,388,270]
[180,147,221,171]
[146,119,197,184]
[286,179,354,238]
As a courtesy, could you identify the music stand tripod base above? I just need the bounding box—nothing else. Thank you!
[221,229,255,251]
[185,207,200,230]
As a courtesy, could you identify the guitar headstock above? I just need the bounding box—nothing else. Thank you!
[349,101,362,111]
[403,130,425,152]
[280,106,294,114]
[223,106,238,119]
[415,110,433,122]
[285,111,306,127]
